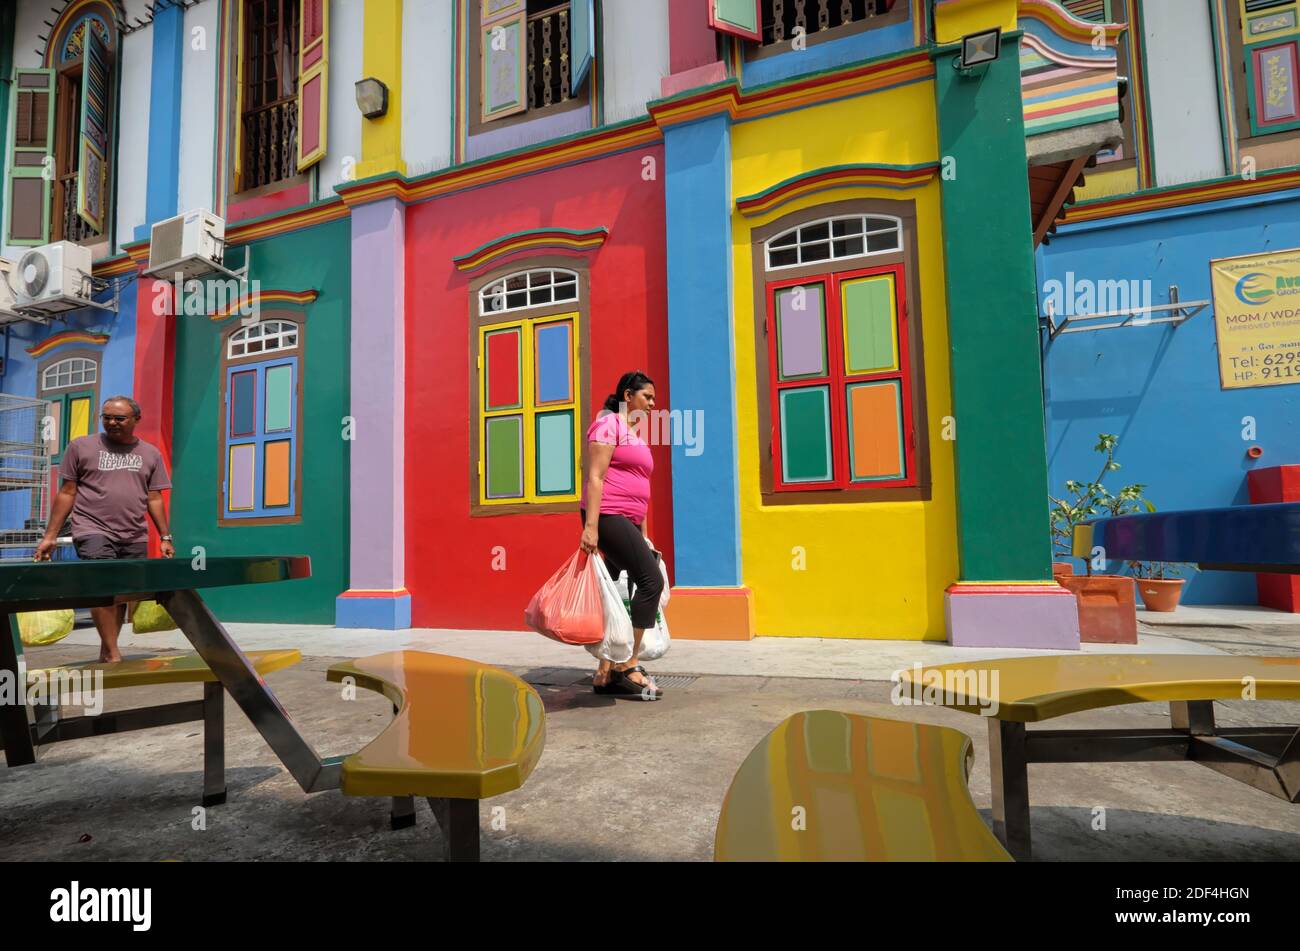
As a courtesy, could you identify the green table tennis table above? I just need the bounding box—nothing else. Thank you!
[0,556,344,794]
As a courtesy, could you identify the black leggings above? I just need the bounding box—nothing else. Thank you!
[580,511,663,629]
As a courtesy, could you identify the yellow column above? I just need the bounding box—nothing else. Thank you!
[933,0,1019,44]
[356,0,406,179]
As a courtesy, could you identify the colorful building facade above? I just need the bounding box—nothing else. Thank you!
[1039,0,1300,605]
[1,0,1141,645]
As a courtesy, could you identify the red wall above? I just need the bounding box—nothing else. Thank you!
[405,148,673,629]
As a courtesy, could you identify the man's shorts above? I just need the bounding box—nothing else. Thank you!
[74,536,149,560]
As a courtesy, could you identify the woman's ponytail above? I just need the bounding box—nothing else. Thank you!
[603,371,655,413]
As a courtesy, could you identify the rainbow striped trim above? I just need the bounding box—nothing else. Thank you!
[1061,165,1300,224]
[453,227,609,272]
[26,331,110,357]
[93,253,137,278]
[1017,0,1128,47]
[209,288,319,322]
[736,163,941,217]
[650,51,936,130]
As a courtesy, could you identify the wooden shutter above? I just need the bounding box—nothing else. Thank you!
[571,0,596,93]
[481,0,525,25]
[77,25,111,233]
[709,0,763,41]
[5,69,55,247]
[297,0,329,172]
[1059,0,1109,23]
[481,10,528,122]
[233,0,246,191]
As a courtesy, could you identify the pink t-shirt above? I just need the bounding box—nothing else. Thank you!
[581,411,653,523]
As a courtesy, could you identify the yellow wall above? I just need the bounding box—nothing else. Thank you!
[1075,164,1139,202]
[730,81,959,640]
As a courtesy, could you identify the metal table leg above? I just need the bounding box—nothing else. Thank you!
[202,682,227,806]
[0,614,35,767]
[159,588,340,794]
[427,797,481,862]
[989,719,1031,861]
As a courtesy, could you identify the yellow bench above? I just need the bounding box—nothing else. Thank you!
[899,654,1300,859]
[25,649,301,806]
[326,651,546,862]
[714,710,1011,862]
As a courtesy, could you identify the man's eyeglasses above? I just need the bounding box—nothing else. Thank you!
[101,414,134,423]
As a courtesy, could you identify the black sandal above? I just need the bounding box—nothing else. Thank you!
[612,665,662,700]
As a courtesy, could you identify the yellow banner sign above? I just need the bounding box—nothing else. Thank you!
[1210,247,1300,389]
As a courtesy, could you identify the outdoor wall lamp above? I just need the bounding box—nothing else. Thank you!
[355,78,389,119]
[954,27,1002,75]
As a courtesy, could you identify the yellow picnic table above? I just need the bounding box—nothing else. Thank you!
[899,654,1300,860]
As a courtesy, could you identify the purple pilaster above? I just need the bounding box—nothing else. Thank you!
[946,584,1081,650]
[336,197,411,629]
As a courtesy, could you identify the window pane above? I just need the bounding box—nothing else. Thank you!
[264,364,294,432]
[485,415,524,499]
[775,284,827,380]
[801,241,831,263]
[847,380,905,482]
[530,286,553,305]
[802,222,830,242]
[68,398,91,441]
[506,291,528,309]
[536,410,575,495]
[506,274,528,292]
[555,282,577,301]
[264,440,292,506]
[768,248,798,268]
[230,370,257,436]
[832,218,863,237]
[833,237,864,258]
[248,339,264,353]
[485,328,522,409]
[228,444,257,511]
[779,386,832,483]
[534,321,573,404]
[868,230,900,253]
[770,231,798,248]
[842,274,899,374]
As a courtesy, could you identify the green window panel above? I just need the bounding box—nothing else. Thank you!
[780,386,833,483]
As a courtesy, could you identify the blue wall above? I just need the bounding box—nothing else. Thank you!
[740,13,915,88]
[1039,189,1300,604]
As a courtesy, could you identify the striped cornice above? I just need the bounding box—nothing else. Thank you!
[1061,166,1300,225]
[1017,0,1127,46]
[226,198,350,245]
[26,331,110,357]
[93,253,137,278]
[650,50,935,130]
[209,288,319,322]
[736,164,941,217]
[453,228,609,272]
[340,118,662,208]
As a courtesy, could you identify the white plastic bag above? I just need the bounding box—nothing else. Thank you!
[586,556,635,664]
[614,570,672,661]
[644,536,670,607]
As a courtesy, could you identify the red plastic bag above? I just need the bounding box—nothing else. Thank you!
[524,550,605,645]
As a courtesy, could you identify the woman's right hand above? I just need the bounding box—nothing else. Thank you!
[580,524,599,554]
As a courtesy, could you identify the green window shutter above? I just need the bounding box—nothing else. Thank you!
[571,0,596,93]
[709,0,763,41]
[481,11,528,123]
[77,25,111,233]
[6,68,55,247]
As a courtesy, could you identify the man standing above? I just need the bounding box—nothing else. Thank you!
[35,396,175,662]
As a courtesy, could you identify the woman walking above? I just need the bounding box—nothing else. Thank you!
[580,371,665,699]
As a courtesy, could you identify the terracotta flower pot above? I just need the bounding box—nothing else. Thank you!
[1135,577,1185,613]
[1056,573,1138,644]
[1052,562,1074,579]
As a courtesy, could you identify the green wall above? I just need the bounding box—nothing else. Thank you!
[171,217,350,622]
[934,36,1053,582]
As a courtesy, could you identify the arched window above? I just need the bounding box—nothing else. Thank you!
[471,262,587,511]
[753,200,928,501]
[765,215,902,270]
[38,351,102,458]
[228,319,300,358]
[42,357,98,391]
[220,315,305,523]
[5,2,119,247]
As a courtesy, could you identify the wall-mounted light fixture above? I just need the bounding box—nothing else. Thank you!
[955,27,1002,74]
[355,78,389,119]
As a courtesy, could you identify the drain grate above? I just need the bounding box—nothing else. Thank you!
[646,674,696,689]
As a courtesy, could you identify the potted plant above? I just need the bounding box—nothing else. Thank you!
[1048,434,1153,644]
[1130,561,1194,612]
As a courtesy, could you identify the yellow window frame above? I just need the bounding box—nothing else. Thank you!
[477,311,580,505]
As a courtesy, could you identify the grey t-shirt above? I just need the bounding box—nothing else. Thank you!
[59,434,171,542]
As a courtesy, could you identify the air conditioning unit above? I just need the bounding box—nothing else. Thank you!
[148,209,225,280]
[10,242,94,316]
[0,259,21,323]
